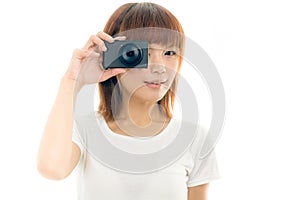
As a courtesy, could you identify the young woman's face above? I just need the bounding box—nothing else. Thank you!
[118,43,179,103]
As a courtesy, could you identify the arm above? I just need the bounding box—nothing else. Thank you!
[188,183,209,200]
[36,31,126,180]
[37,77,82,180]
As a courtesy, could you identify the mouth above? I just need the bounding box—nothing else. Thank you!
[144,79,168,85]
[144,80,168,89]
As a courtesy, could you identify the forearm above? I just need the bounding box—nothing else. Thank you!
[37,77,82,178]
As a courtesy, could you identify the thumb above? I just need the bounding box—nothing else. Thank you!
[100,68,127,81]
[110,68,127,75]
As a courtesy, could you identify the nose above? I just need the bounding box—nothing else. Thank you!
[148,52,166,73]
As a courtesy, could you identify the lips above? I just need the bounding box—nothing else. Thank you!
[144,79,168,85]
[144,80,168,89]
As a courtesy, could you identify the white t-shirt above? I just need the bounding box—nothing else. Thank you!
[72,112,220,200]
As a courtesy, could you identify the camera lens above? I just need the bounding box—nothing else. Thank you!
[119,43,143,66]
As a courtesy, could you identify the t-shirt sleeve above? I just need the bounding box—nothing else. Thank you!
[187,149,220,187]
[186,125,220,187]
[72,119,85,159]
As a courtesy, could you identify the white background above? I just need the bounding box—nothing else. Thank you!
[0,0,299,199]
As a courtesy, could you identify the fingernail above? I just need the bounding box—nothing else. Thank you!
[108,37,114,43]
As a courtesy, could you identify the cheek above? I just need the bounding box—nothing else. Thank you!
[166,62,179,82]
[166,59,179,72]
[118,69,146,93]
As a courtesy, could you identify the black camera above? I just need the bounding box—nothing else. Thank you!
[103,40,148,69]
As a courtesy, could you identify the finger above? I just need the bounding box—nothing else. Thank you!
[73,48,90,59]
[113,36,127,41]
[83,35,106,51]
[67,49,91,81]
[100,68,127,81]
[96,31,114,43]
[74,48,100,58]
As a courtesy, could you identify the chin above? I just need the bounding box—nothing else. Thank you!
[133,86,167,103]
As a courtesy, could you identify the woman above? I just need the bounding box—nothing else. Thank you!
[37,2,219,200]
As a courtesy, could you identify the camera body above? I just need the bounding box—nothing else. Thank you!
[103,40,148,69]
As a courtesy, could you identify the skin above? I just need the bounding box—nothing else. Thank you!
[37,31,208,199]
[188,184,209,200]
[109,43,179,137]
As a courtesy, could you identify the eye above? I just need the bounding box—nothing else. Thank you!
[164,51,177,56]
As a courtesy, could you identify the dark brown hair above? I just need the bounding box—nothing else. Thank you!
[98,2,185,122]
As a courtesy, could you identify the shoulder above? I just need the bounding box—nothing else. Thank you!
[75,111,99,123]
[175,119,210,160]
[74,111,102,129]
[73,112,104,145]
[176,119,207,145]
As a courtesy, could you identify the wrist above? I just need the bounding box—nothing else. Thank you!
[60,76,83,95]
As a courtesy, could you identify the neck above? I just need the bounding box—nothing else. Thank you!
[118,95,161,127]
[108,92,170,137]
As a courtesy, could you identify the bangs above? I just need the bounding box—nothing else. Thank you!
[117,27,184,50]
[105,3,185,51]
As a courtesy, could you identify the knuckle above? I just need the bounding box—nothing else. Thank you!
[96,31,104,36]
[73,48,81,55]
[89,35,96,40]
[73,48,88,58]
[98,40,104,46]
